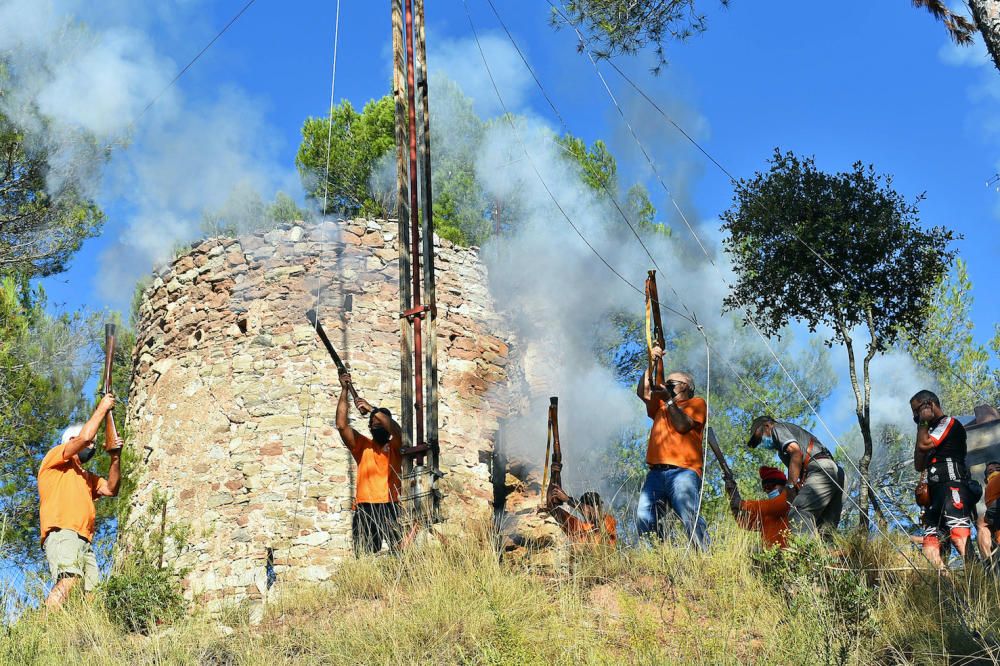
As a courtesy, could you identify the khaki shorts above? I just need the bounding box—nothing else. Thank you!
[44,529,99,592]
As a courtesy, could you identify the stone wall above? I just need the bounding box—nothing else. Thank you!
[124,218,523,610]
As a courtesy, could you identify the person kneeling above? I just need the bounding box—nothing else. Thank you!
[725,466,791,549]
[546,486,617,546]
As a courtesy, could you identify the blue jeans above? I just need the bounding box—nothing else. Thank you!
[637,466,709,549]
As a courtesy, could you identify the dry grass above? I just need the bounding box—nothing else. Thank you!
[5,521,1000,665]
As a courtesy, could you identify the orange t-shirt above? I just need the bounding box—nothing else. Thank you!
[348,433,402,504]
[563,513,618,546]
[985,475,1000,506]
[37,444,105,544]
[738,491,790,549]
[645,396,707,474]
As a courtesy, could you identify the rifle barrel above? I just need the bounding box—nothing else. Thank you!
[706,427,735,481]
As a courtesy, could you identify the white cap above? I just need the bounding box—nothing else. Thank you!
[61,423,84,445]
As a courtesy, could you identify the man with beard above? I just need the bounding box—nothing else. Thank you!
[336,372,403,556]
[38,394,122,608]
[912,389,973,568]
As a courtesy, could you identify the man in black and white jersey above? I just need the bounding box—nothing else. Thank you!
[911,389,972,569]
[747,416,845,538]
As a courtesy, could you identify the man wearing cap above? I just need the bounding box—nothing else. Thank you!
[635,345,708,548]
[336,372,404,556]
[747,416,844,538]
[547,486,618,546]
[725,466,791,549]
[38,394,123,608]
[911,389,973,568]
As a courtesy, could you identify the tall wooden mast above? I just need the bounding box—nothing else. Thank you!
[392,0,441,525]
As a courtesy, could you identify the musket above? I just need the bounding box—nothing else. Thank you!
[706,427,734,484]
[102,323,122,453]
[305,308,359,402]
[539,399,553,508]
[644,271,666,388]
[547,397,562,496]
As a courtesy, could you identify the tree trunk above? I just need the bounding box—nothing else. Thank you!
[970,0,1000,73]
[841,326,872,530]
[859,309,880,532]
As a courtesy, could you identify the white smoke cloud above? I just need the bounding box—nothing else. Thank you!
[0,0,300,304]
[430,33,533,117]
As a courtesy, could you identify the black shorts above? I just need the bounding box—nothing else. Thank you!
[352,502,401,556]
[922,481,973,542]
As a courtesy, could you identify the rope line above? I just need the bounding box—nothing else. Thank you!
[469,2,936,589]
[542,0,920,541]
[136,0,258,122]
[294,0,343,528]
[494,4,992,644]
[480,0,766,411]
[598,33,993,408]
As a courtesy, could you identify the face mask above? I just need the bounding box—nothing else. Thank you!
[760,434,776,451]
[370,426,390,445]
[78,447,96,464]
[767,488,782,499]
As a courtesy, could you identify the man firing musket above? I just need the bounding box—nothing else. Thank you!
[38,323,125,609]
[309,309,405,556]
[635,271,708,548]
[541,398,617,546]
[709,428,790,549]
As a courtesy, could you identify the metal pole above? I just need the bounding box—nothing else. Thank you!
[391,0,414,451]
[414,0,439,508]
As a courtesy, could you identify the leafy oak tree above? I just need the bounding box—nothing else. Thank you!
[721,150,958,528]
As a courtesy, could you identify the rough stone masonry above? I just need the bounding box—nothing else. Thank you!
[123,218,526,610]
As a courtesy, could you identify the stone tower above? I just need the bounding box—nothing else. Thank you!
[124,219,520,610]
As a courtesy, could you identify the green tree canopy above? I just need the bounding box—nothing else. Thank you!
[721,149,958,527]
[0,278,93,565]
[0,111,105,279]
[296,96,395,217]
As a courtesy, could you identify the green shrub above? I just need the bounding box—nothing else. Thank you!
[100,559,185,634]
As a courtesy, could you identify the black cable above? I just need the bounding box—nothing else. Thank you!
[135,0,258,122]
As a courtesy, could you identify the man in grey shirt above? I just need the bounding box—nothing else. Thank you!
[747,416,845,538]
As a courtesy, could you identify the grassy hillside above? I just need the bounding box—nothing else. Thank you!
[3,522,1000,665]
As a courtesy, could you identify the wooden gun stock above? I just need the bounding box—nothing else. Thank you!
[706,427,734,483]
[548,397,562,493]
[305,309,359,401]
[103,324,121,453]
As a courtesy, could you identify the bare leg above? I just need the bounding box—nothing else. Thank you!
[954,535,969,559]
[45,575,79,609]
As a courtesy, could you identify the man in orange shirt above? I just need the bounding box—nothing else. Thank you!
[547,486,617,546]
[635,346,708,548]
[336,372,403,556]
[978,461,1000,561]
[37,394,122,608]
[725,466,791,549]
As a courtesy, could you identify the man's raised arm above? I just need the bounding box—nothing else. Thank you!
[336,373,358,450]
[62,394,115,461]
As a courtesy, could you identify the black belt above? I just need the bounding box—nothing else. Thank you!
[649,464,680,471]
[50,527,88,543]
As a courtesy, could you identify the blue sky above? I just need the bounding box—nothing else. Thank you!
[31,1,999,427]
